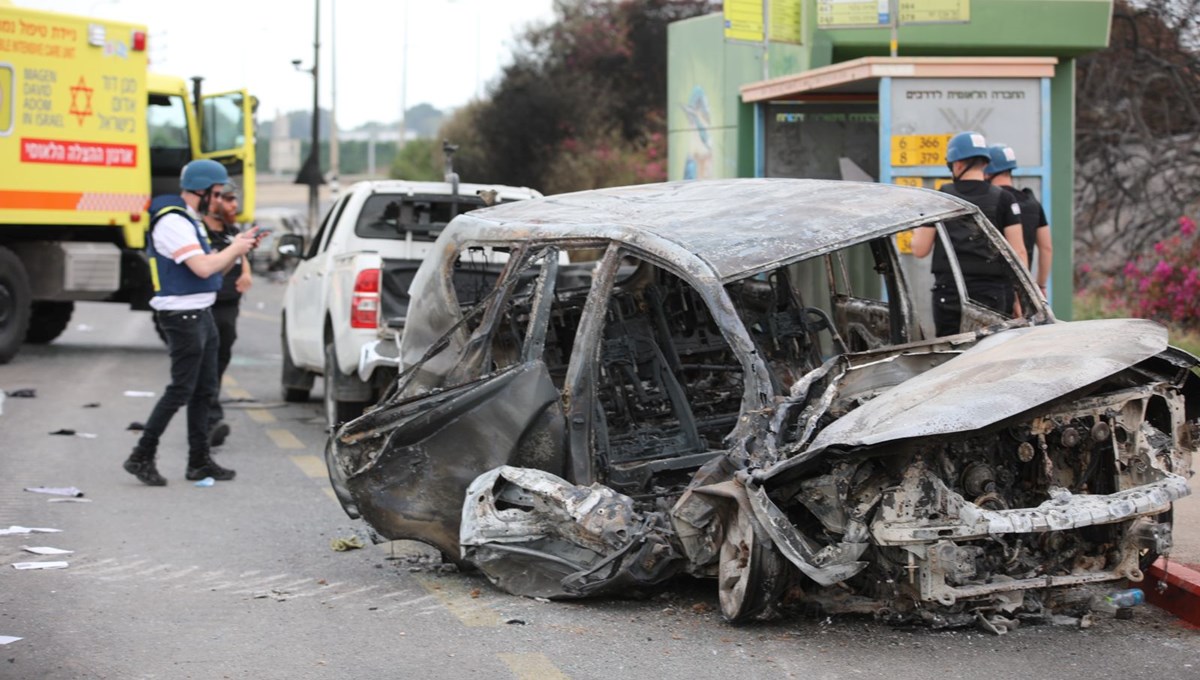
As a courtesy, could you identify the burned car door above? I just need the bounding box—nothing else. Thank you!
[326,246,569,559]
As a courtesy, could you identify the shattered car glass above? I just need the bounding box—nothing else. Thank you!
[326,178,1198,627]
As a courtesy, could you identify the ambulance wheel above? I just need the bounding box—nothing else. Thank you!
[0,246,32,364]
[25,301,74,344]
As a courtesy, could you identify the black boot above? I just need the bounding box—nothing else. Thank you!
[208,421,230,448]
[123,446,167,486]
[186,451,236,481]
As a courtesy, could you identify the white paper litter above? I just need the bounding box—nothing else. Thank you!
[0,636,22,645]
[48,498,93,503]
[24,486,84,497]
[75,432,98,439]
[0,526,63,536]
[123,390,155,398]
[0,390,6,415]
[12,561,69,570]
[21,546,73,555]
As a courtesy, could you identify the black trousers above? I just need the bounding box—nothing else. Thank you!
[208,300,240,426]
[137,308,219,458]
[932,278,1013,337]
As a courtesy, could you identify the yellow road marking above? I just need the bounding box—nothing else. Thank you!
[267,428,305,450]
[290,455,328,478]
[246,408,276,424]
[241,309,276,322]
[498,653,570,680]
[226,386,253,400]
[415,575,502,627]
[222,375,238,387]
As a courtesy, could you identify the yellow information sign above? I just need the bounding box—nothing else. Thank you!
[899,0,969,24]
[893,176,922,187]
[891,134,952,166]
[816,0,883,29]
[895,230,914,254]
[724,0,764,42]
[769,0,804,44]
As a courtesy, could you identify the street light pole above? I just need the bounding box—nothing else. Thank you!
[293,0,323,237]
[329,0,339,195]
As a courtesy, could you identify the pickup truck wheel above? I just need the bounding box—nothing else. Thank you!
[0,246,32,364]
[280,314,314,402]
[324,341,369,428]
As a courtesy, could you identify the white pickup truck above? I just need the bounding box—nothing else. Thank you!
[277,179,541,427]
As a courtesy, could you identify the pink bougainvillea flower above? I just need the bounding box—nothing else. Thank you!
[1180,215,1196,236]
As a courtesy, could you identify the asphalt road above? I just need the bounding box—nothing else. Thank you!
[2,277,1199,680]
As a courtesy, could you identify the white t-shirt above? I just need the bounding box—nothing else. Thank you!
[149,208,217,311]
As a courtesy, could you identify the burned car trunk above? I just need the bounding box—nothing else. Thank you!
[326,178,1198,627]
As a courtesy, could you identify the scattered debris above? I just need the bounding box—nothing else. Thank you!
[6,389,36,398]
[48,498,92,504]
[252,588,291,602]
[330,536,364,551]
[21,546,72,556]
[0,636,21,645]
[193,477,215,488]
[12,561,68,570]
[82,402,100,408]
[0,526,62,536]
[122,390,155,398]
[505,619,526,625]
[24,486,84,498]
[126,422,145,431]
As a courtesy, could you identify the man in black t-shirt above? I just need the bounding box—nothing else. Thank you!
[202,180,253,447]
[986,143,1051,300]
[911,131,1027,337]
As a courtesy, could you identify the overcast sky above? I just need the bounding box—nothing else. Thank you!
[35,0,557,128]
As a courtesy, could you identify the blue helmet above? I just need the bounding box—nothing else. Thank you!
[985,143,1018,175]
[945,131,990,164]
[180,159,230,192]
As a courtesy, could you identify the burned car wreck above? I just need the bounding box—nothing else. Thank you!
[327,178,1199,627]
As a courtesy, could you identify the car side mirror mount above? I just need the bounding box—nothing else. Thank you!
[277,233,305,259]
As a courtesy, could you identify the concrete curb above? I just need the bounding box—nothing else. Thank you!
[1145,558,1200,627]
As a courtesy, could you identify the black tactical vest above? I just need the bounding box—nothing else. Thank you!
[932,180,1011,282]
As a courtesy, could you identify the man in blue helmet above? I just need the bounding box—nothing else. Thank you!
[911,131,1027,336]
[124,159,260,486]
[986,143,1051,300]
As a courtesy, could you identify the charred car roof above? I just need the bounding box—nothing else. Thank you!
[447,178,978,282]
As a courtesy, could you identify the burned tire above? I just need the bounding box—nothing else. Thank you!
[25,301,74,344]
[0,246,32,364]
[281,313,314,402]
[717,504,789,623]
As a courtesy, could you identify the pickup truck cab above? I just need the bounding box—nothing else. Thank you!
[278,179,541,427]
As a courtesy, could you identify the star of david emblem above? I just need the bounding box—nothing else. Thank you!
[69,76,94,126]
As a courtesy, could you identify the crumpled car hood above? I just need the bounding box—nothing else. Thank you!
[806,318,1168,453]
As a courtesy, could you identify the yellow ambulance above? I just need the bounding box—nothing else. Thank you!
[0,4,256,362]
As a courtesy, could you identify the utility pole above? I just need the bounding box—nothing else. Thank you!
[397,0,408,150]
[293,0,324,237]
[329,0,339,196]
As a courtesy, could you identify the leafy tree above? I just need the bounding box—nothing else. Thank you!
[390,138,442,180]
[1075,0,1200,276]
[441,0,715,192]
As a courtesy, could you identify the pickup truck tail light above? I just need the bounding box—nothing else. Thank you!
[350,268,381,329]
